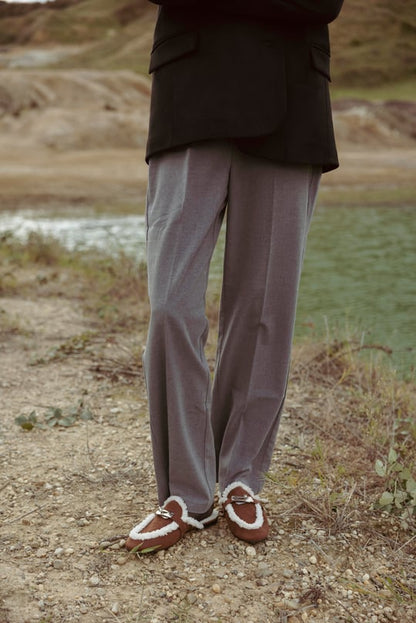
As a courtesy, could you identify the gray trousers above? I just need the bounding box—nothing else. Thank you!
[143,140,321,514]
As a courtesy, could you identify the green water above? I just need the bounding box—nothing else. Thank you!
[210,205,416,379]
[297,205,416,378]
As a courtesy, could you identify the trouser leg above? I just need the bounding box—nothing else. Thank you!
[143,141,231,513]
[212,149,321,493]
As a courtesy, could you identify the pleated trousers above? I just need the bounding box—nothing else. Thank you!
[143,140,321,514]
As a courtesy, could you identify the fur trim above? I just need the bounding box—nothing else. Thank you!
[219,480,256,505]
[201,508,219,525]
[223,501,264,531]
[129,495,215,540]
[129,512,180,541]
[219,481,265,531]
[165,495,205,530]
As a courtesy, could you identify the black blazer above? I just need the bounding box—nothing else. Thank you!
[146,1,344,172]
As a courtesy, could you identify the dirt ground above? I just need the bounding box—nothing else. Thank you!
[1,290,415,623]
[0,69,415,623]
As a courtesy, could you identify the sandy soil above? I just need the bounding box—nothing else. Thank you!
[1,291,415,623]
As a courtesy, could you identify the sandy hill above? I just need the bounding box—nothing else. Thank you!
[0,0,415,85]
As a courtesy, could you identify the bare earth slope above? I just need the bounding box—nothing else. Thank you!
[1,69,415,211]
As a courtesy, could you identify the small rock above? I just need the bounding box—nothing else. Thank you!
[362,573,370,582]
[187,593,197,604]
[212,583,221,594]
[245,546,256,557]
[256,578,268,586]
[283,568,294,578]
[78,518,89,527]
[36,548,48,559]
[309,555,318,565]
[284,598,300,610]
[89,575,100,587]
[65,548,74,556]
[117,556,129,565]
[54,548,64,558]
[255,564,273,578]
[111,602,120,614]
[53,560,64,570]
[79,604,88,614]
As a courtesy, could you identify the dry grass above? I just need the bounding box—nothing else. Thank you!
[274,338,416,543]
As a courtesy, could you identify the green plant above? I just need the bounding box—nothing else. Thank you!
[15,411,38,431]
[15,401,93,431]
[375,448,416,525]
[44,401,93,428]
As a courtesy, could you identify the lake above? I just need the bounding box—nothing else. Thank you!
[1,204,414,378]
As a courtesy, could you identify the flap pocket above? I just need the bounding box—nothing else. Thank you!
[310,45,331,81]
[149,32,198,74]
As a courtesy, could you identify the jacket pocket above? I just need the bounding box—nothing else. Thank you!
[149,32,199,74]
[310,45,331,81]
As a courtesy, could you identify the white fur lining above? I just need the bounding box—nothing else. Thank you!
[201,508,219,525]
[224,501,264,530]
[219,480,257,504]
[129,513,179,541]
[128,495,216,541]
[220,481,265,531]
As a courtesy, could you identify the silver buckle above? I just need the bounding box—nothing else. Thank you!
[156,507,174,520]
[231,494,254,505]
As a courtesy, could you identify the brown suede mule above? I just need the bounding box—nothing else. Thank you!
[125,496,218,554]
[220,481,269,544]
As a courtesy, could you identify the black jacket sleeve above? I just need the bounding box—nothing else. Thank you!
[148,1,344,24]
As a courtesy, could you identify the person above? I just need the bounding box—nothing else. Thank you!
[126,0,344,553]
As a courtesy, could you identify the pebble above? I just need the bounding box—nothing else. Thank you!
[245,546,256,557]
[187,593,197,604]
[53,560,64,570]
[309,555,318,565]
[65,548,74,556]
[111,602,120,614]
[284,598,300,610]
[78,518,89,527]
[89,575,100,587]
[54,547,64,558]
[212,583,221,594]
[283,568,294,578]
[256,578,268,586]
[255,563,273,578]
